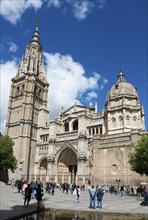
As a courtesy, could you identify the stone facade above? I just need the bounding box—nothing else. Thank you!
[6,26,147,186]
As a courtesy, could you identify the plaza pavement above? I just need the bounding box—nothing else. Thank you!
[0,182,148,220]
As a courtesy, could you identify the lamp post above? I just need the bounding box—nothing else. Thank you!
[116,177,120,194]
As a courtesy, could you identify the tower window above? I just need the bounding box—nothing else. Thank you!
[100,126,102,135]
[92,128,95,135]
[119,116,123,127]
[96,127,98,134]
[64,122,69,132]
[112,117,116,128]
[89,129,91,135]
[73,119,78,131]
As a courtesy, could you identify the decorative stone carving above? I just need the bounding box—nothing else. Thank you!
[47,154,55,163]
[77,152,87,161]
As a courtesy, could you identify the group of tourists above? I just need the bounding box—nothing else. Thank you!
[11,179,44,209]
[71,184,104,208]
[11,178,148,209]
[88,185,104,209]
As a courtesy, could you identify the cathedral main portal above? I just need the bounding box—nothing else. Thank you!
[57,148,77,184]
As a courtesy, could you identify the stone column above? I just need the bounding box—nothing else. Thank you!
[46,175,49,182]
[83,175,85,185]
[69,175,71,185]
[62,175,64,184]
[47,154,55,176]
[75,175,78,185]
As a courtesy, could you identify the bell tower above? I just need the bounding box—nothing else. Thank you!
[6,26,49,180]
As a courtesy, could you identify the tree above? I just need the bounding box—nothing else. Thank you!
[0,135,17,172]
[128,134,148,176]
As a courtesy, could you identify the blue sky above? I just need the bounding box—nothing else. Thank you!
[0,0,148,133]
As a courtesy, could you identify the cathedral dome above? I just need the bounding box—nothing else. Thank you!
[106,70,139,102]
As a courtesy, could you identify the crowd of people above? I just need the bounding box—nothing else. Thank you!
[10,178,148,209]
[11,179,44,209]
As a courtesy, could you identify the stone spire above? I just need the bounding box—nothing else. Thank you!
[30,25,41,48]
[16,25,47,80]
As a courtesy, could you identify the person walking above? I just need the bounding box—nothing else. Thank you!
[74,185,80,204]
[96,187,104,208]
[24,184,32,207]
[36,184,44,209]
[76,185,81,204]
[137,186,143,200]
[22,181,28,199]
[73,186,77,204]
[120,185,125,198]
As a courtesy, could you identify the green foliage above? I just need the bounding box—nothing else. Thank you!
[128,134,148,176]
[0,135,17,172]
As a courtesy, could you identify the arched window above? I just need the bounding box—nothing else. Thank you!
[126,115,130,120]
[64,122,69,132]
[111,164,117,175]
[126,115,130,126]
[112,117,116,128]
[89,129,91,135]
[100,126,102,135]
[119,116,123,127]
[96,127,98,134]
[92,128,95,135]
[73,119,78,131]
[133,116,137,127]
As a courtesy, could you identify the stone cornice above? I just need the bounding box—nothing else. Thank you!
[99,141,131,149]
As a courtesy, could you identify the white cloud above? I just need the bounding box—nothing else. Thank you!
[67,0,106,20]
[44,52,103,119]
[25,0,43,9]
[0,53,108,132]
[9,42,18,53]
[86,91,98,99]
[48,0,61,8]
[0,0,43,25]
[0,0,107,24]
[72,0,94,20]
[0,60,18,134]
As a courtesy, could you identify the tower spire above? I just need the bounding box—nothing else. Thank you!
[30,24,41,47]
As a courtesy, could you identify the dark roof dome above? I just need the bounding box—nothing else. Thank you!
[106,69,139,102]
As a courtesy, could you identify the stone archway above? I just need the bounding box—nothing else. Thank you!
[57,148,77,184]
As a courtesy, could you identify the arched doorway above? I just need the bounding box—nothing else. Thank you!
[57,148,77,184]
[39,158,47,182]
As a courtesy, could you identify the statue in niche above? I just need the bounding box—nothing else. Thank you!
[36,87,42,98]
[19,85,24,95]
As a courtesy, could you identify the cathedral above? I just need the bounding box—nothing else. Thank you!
[6,26,147,186]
